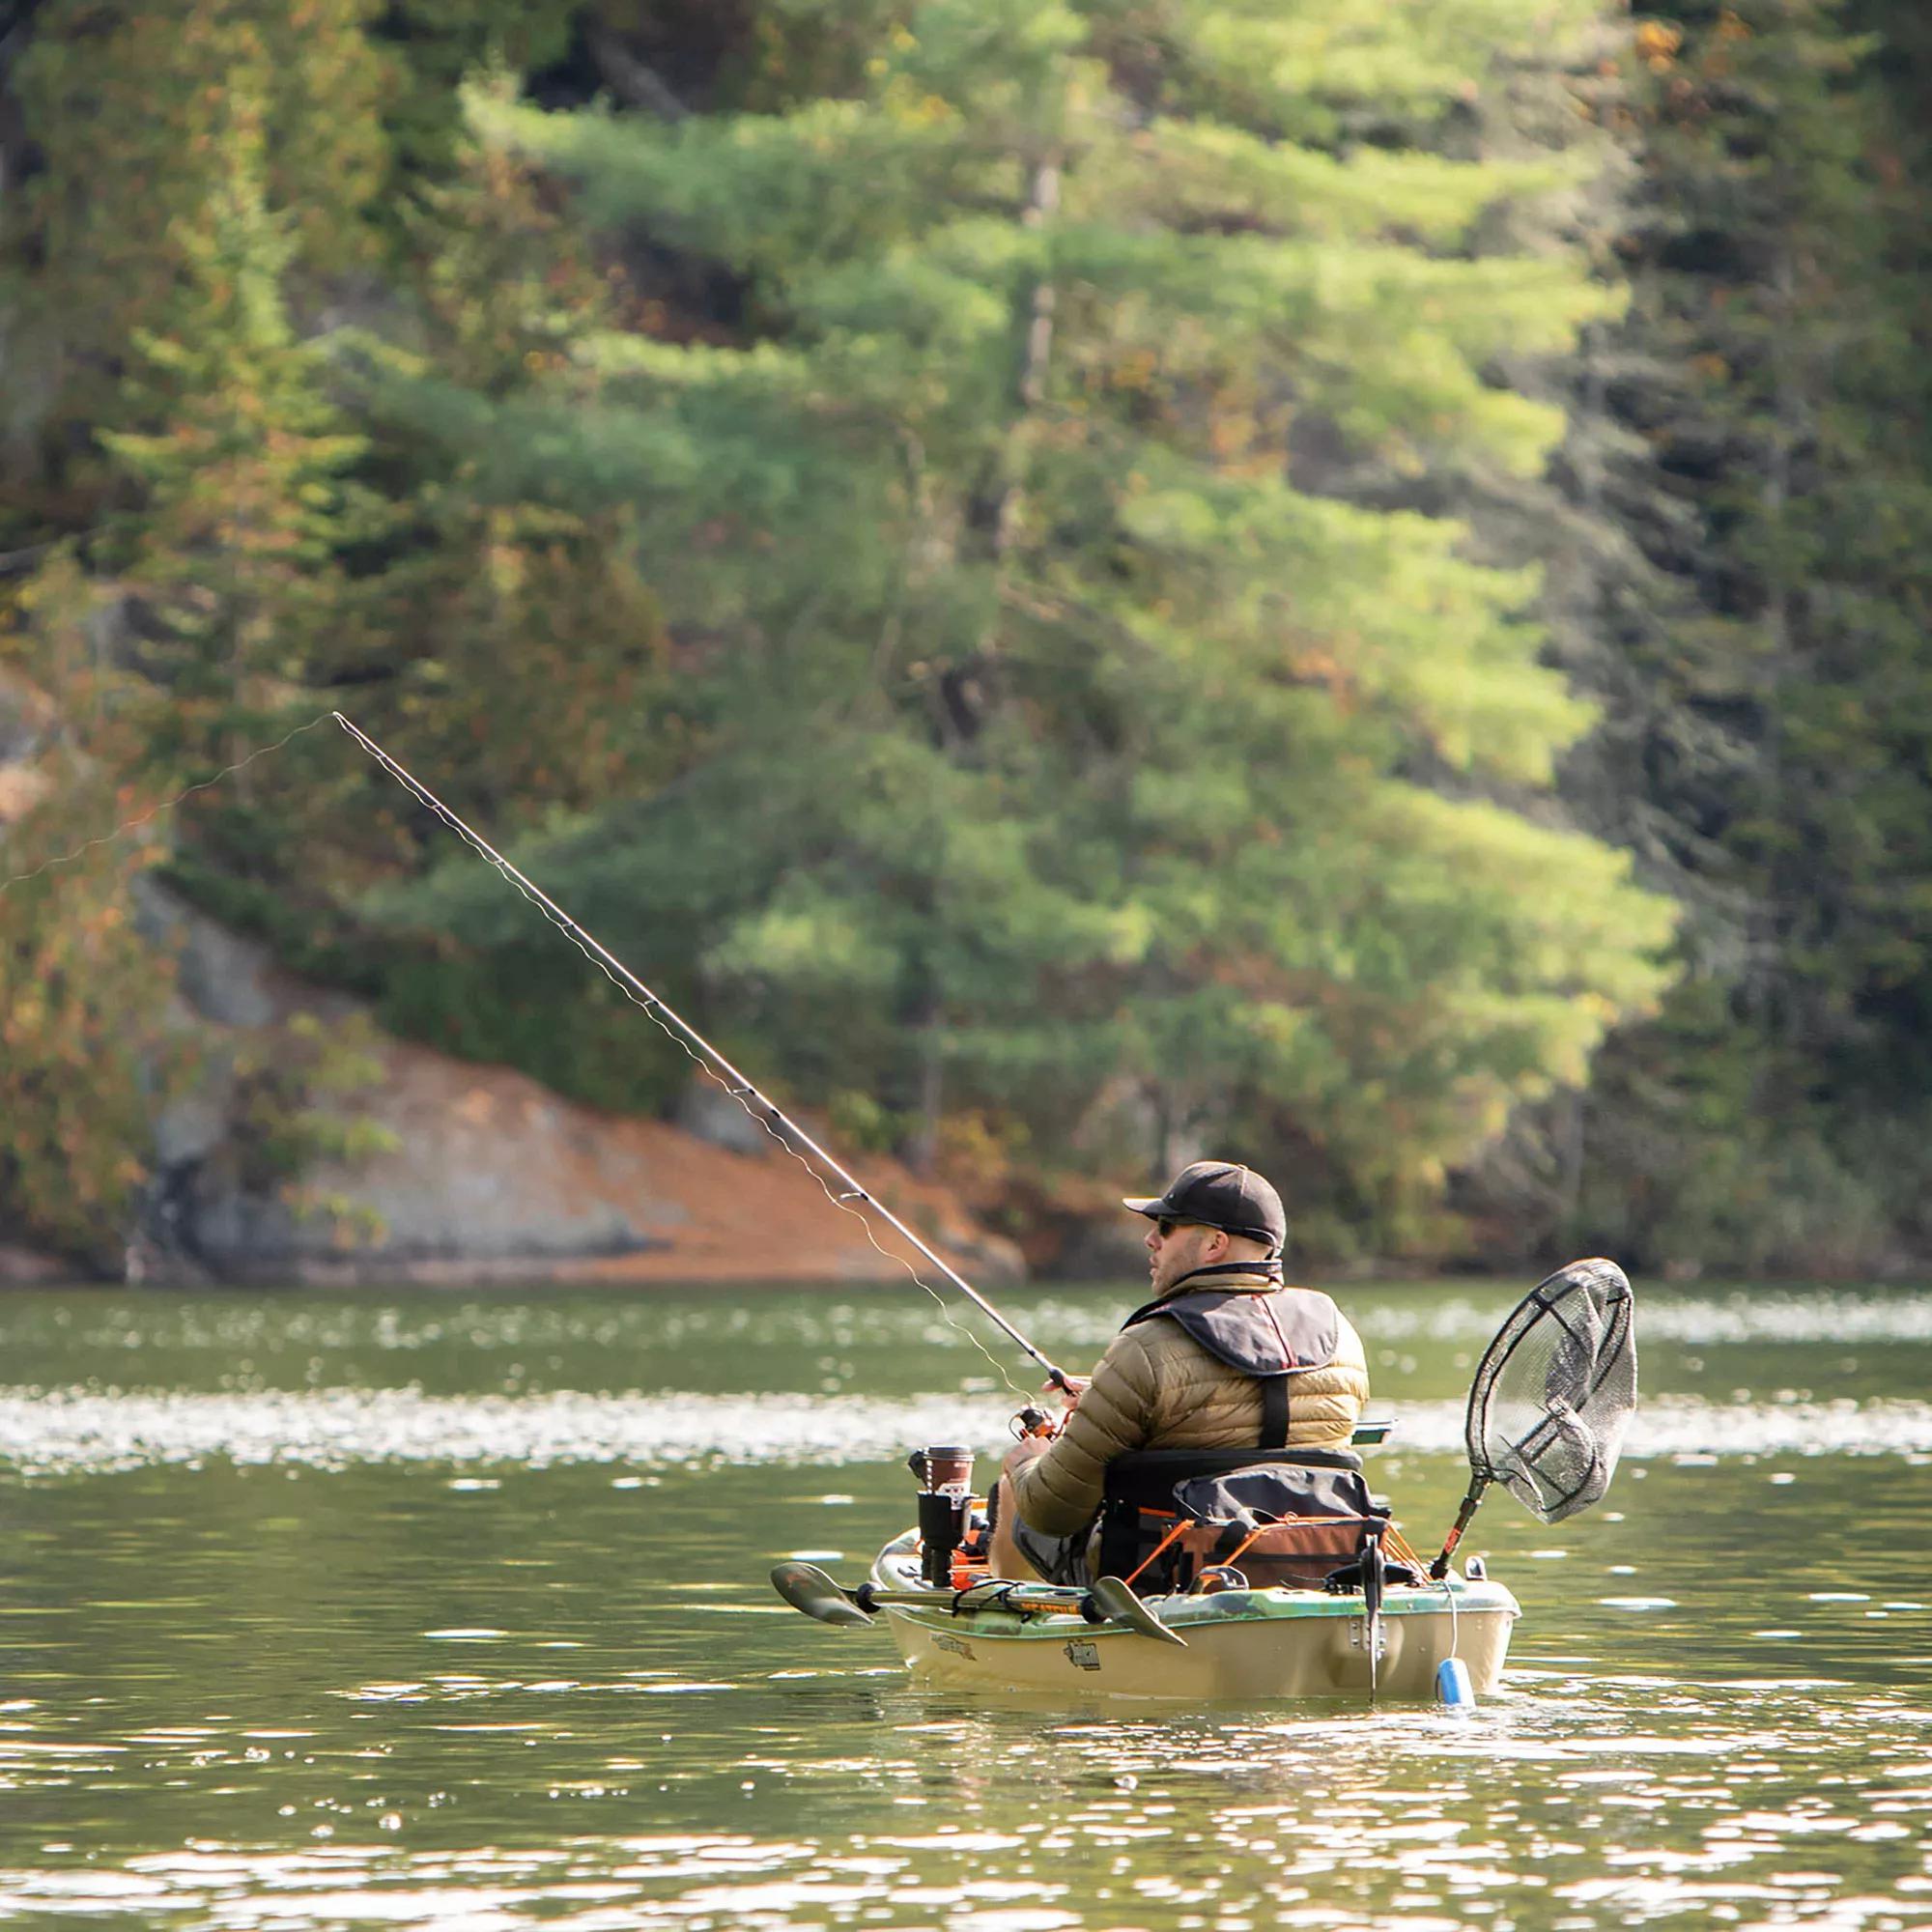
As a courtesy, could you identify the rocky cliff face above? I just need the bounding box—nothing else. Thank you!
[126,893,1024,1290]
[213,1036,1026,1288]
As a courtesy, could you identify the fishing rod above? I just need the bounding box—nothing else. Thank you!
[331,711,1071,1393]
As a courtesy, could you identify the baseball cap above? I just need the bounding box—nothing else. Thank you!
[1122,1159,1288,1256]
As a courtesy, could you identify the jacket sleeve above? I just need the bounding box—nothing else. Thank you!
[1334,1311,1371,1414]
[1285,1309,1371,1449]
[1009,1330,1158,1535]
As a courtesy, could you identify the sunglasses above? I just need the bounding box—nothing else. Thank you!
[1153,1216,1199,1238]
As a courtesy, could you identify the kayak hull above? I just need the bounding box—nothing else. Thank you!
[869,1534,1518,1702]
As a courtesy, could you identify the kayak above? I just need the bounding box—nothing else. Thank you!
[771,1250,1637,1704]
[864,1530,1519,1702]
[770,1420,1523,1704]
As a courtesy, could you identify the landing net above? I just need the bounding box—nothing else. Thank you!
[1431,1257,1636,1577]
[1471,1257,1636,1522]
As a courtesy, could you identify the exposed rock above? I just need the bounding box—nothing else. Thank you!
[0,670,53,766]
[43,883,1028,1289]
[0,1239,71,1285]
[194,1042,682,1276]
[134,879,284,1029]
[153,1067,235,1170]
[0,672,54,821]
[124,1204,218,1289]
[0,760,50,825]
[161,1022,1021,1289]
[674,1073,778,1157]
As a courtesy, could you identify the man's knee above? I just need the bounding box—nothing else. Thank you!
[988,1474,1049,1582]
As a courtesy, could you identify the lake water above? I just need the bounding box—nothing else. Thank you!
[4,1277,1932,1929]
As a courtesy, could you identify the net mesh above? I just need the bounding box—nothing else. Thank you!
[1467,1257,1636,1525]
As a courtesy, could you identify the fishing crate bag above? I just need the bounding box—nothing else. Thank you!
[1096,1447,1390,1593]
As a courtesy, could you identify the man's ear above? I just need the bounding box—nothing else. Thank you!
[1201,1226,1231,1264]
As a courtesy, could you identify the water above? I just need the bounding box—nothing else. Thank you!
[4,1279,1932,1928]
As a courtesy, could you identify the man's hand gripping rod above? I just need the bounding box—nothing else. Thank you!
[331,713,1072,1394]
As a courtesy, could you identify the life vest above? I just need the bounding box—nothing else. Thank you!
[1120,1271,1345,1450]
[1100,1273,1387,1591]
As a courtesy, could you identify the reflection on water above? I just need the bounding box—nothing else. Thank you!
[4,1280,1932,1927]
[22,1280,1932,1385]
[7,1386,1932,1477]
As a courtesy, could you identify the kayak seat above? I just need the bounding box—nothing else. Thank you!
[1097,1449,1388,1595]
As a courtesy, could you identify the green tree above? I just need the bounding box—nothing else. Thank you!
[0,10,396,1270]
[312,99,688,1104]
[355,98,671,827]
[0,554,184,1269]
[2,0,392,544]
[378,0,1674,1249]
[98,58,368,798]
[1486,0,1932,1273]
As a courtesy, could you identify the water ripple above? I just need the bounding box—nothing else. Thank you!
[5,1683,1931,1930]
[30,1284,1932,1366]
[4,1385,1932,1475]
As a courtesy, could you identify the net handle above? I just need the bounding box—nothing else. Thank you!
[1428,1482,1486,1582]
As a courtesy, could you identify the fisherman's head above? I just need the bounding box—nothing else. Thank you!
[1122,1159,1287,1295]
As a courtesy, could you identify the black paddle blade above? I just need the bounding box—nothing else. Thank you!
[770,1561,875,1628]
[1089,1576,1188,1648]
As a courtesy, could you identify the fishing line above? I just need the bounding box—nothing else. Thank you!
[1,702,1052,1401]
[325,712,1044,1403]
[0,714,333,894]
[328,712,1042,1402]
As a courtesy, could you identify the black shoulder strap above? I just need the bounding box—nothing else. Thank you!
[1260,1376,1290,1450]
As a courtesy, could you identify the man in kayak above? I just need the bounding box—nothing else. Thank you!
[987,1158,1371,1585]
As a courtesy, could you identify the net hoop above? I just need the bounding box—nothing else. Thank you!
[1463,1256,1635,1524]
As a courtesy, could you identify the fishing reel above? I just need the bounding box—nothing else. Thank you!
[1009,1405,1060,1441]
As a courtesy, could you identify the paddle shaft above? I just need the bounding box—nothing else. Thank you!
[855,1572,1187,1646]
[866,1584,1090,1615]
[332,711,1069,1392]
[858,1582,1089,1616]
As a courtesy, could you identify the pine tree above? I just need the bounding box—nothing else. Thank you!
[1508,0,1932,1273]
[2,0,392,539]
[355,96,671,827]
[376,0,1676,1247]
[99,58,367,794]
[297,95,696,1106]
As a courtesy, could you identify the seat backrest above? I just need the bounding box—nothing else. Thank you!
[1097,1449,1383,1591]
[1171,1460,1380,1526]
[1102,1444,1361,1510]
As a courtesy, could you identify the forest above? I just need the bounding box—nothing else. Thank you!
[2,0,1929,1281]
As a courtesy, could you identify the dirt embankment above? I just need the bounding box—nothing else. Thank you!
[12,1029,1025,1290]
[278,1036,1028,1288]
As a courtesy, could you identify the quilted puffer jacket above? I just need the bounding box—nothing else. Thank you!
[1010,1271,1371,1537]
